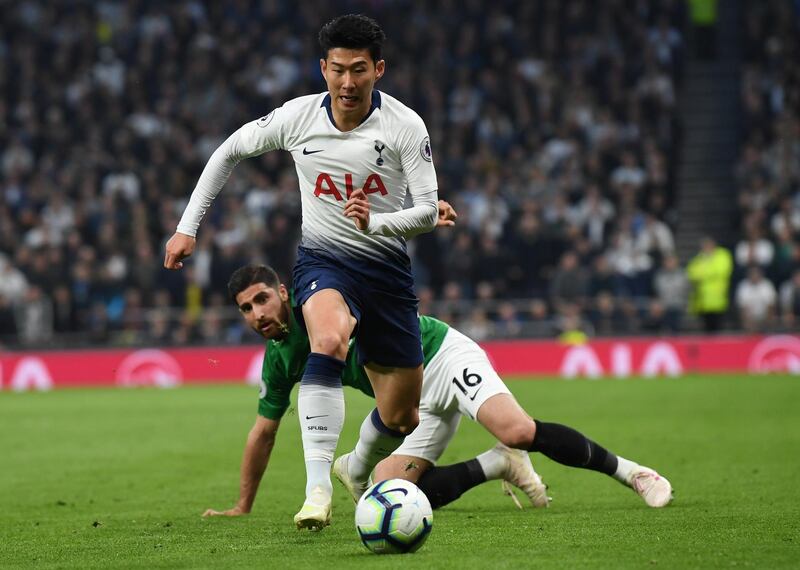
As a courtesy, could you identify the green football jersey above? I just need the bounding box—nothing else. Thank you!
[258,312,449,420]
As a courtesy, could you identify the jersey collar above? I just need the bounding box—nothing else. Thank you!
[321,90,382,129]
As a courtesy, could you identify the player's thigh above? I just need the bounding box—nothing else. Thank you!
[357,285,424,369]
[365,363,422,424]
[476,394,536,449]
[374,455,432,484]
[428,327,512,422]
[292,249,361,357]
[301,289,357,355]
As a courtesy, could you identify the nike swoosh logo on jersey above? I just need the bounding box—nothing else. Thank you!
[468,385,484,401]
[305,414,328,420]
[303,147,324,155]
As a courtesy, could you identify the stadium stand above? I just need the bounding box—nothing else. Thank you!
[0,0,794,348]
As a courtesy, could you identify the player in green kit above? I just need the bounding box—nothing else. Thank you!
[203,262,673,524]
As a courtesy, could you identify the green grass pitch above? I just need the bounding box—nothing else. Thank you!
[1,374,799,569]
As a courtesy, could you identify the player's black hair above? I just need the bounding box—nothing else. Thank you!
[228,264,281,304]
[318,14,386,62]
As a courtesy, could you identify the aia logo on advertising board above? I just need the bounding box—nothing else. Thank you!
[116,349,183,388]
[747,336,800,374]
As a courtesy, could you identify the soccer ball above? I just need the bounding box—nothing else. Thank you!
[355,478,433,554]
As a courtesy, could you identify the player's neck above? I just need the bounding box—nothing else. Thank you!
[332,103,371,132]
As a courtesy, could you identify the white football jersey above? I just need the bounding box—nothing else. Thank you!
[177,90,438,268]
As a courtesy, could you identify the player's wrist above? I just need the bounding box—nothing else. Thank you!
[235,500,252,513]
[174,225,197,239]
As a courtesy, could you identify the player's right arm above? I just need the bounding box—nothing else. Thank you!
[203,415,280,517]
[165,108,288,269]
[203,346,294,517]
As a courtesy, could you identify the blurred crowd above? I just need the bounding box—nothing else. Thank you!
[730,0,800,333]
[0,0,789,349]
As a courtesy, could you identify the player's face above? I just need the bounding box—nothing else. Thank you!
[236,282,290,340]
[320,48,385,121]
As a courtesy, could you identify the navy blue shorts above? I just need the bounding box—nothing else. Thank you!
[292,246,423,368]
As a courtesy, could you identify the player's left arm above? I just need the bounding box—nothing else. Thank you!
[347,117,439,237]
[436,199,457,227]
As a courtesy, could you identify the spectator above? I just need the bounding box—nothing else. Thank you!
[641,300,671,335]
[14,286,54,345]
[779,270,800,328]
[687,237,733,333]
[555,304,592,345]
[735,266,777,332]
[636,212,676,267]
[688,0,718,60]
[0,294,17,343]
[0,257,28,303]
[771,226,798,286]
[771,196,800,239]
[611,151,647,195]
[574,184,615,248]
[653,254,689,333]
[735,224,775,270]
[549,251,589,313]
[588,292,626,337]
[606,229,653,298]
[52,285,79,336]
[588,255,618,298]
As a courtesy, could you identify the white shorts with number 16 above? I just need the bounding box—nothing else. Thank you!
[393,327,511,464]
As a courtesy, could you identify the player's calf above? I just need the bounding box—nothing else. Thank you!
[528,419,673,507]
[344,408,411,486]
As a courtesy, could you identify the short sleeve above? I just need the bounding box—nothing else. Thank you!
[257,351,293,420]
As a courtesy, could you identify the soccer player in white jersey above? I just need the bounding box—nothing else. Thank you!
[201,261,672,520]
[163,15,438,529]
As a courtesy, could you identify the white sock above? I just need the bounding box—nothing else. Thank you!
[298,381,345,498]
[476,447,506,480]
[349,408,406,481]
[305,461,332,500]
[613,456,639,485]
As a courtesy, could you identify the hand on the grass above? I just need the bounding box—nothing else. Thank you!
[344,189,370,231]
[436,199,457,227]
[164,232,196,269]
[202,506,249,517]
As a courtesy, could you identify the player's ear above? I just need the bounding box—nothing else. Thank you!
[375,59,385,81]
[278,284,289,302]
[320,58,327,78]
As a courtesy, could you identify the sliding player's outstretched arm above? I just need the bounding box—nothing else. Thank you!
[203,416,280,517]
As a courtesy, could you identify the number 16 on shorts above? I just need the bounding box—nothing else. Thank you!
[452,368,483,401]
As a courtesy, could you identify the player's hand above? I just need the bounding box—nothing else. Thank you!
[164,232,196,270]
[436,200,457,227]
[344,189,370,231]
[202,505,249,518]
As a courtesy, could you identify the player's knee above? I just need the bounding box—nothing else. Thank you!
[310,332,349,360]
[499,421,536,450]
[383,407,419,435]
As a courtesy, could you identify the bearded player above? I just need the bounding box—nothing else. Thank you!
[202,262,673,522]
